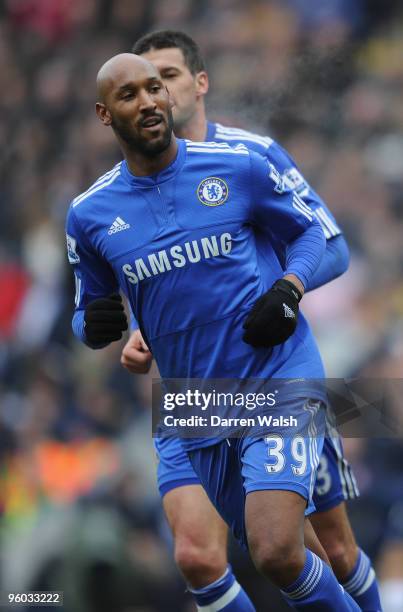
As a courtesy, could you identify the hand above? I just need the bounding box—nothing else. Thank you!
[242,278,302,348]
[84,293,128,347]
[121,329,153,374]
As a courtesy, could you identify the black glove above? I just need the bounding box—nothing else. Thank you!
[242,279,302,348]
[84,293,128,347]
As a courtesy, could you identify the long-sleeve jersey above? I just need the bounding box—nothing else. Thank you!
[66,139,327,449]
[127,123,348,330]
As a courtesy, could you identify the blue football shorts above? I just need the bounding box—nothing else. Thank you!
[156,398,352,548]
[155,403,359,515]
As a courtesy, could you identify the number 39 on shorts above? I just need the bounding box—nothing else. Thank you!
[264,435,308,476]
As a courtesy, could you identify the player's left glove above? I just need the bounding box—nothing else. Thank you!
[242,278,302,348]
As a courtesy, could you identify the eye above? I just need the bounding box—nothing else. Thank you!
[162,72,177,80]
[150,84,162,93]
[121,92,134,100]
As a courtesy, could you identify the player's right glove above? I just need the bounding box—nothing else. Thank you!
[84,293,128,347]
[242,279,302,348]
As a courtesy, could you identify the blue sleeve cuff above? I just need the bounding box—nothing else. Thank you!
[285,222,326,289]
[72,309,86,343]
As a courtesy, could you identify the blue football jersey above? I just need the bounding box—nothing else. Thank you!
[208,122,341,241]
[66,139,327,449]
[128,123,345,330]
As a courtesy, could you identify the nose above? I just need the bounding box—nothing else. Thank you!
[138,89,157,112]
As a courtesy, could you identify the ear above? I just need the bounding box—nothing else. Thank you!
[95,102,112,126]
[195,71,209,97]
[166,87,175,111]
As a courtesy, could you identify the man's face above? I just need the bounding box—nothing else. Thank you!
[140,47,204,132]
[101,61,174,156]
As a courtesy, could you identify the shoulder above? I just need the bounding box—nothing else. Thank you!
[212,122,274,155]
[185,139,250,157]
[70,161,123,213]
[185,140,251,177]
[212,123,294,165]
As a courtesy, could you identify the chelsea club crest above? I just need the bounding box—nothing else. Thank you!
[197,177,229,207]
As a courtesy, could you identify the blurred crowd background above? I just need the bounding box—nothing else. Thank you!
[0,0,403,610]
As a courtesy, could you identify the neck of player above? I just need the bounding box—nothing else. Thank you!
[123,135,179,177]
[175,112,208,143]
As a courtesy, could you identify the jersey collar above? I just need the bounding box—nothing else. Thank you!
[205,121,217,142]
[120,138,187,187]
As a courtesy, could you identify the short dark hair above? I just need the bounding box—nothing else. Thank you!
[132,30,206,75]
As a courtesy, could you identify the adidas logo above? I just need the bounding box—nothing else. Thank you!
[108,216,130,235]
[283,303,295,318]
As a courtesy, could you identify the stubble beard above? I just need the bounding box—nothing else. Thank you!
[113,108,174,157]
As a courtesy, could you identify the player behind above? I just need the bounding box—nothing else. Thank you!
[66,52,362,611]
[119,31,382,612]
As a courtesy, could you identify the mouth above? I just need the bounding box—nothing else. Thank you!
[140,115,163,130]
